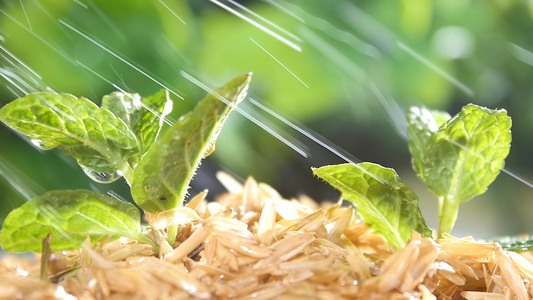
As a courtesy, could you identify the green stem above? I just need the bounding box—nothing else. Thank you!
[121,165,135,186]
[167,224,178,247]
[438,195,460,237]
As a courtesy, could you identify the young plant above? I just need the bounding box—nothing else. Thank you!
[0,73,252,252]
[406,104,511,236]
[314,104,526,249]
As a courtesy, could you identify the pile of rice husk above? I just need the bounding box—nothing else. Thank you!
[1,172,532,299]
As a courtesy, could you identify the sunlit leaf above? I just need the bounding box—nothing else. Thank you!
[0,190,153,252]
[313,162,432,249]
[0,92,140,181]
[131,73,252,212]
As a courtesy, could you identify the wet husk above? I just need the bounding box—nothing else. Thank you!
[1,172,532,300]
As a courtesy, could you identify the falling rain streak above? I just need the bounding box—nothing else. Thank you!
[72,0,88,9]
[264,0,305,23]
[227,0,302,43]
[249,38,308,88]
[369,81,408,140]
[158,0,187,25]
[248,98,359,165]
[0,157,43,201]
[180,71,309,158]
[57,19,184,100]
[19,0,32,31]
[300,27,366,82]
[210,0,302,52]
[281,2,381,58]
[0,44,50,96]
[509,43,533,67]
[397,42,474,97]
[0,8,80,69]
[76,61,127,93]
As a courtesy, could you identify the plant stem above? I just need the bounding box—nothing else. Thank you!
[167,224,178,247]
[121,165,135,186]
[438,195,460,237]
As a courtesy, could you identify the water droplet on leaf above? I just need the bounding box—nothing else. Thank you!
[143,176,162,200]
[82,166,122,183]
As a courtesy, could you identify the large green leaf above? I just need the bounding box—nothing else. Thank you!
[131,73,252,212]
[313,163,431,249]
[0,92,141,182]
[0,190,153,252]
[407,104,512,235]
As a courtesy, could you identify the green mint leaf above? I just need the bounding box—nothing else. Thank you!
[407,107,450,179]
[131,73,252,212]
[407,104,512,235]
[313,163,432,249]
[134,90,173,153]
[0,190,153,252]
[101,92,143,131]
[0,92,141,183]
[485,235,533,252]
[101,90,173,156]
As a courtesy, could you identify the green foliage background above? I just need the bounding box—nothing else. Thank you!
[1,0,532,238]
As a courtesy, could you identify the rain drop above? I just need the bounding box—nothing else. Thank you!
[143,176,161,200]
[81,166,122,183]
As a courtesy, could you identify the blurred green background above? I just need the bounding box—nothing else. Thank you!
[1,0,532,238]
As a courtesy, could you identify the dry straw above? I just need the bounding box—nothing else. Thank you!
[1,172,532,299]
